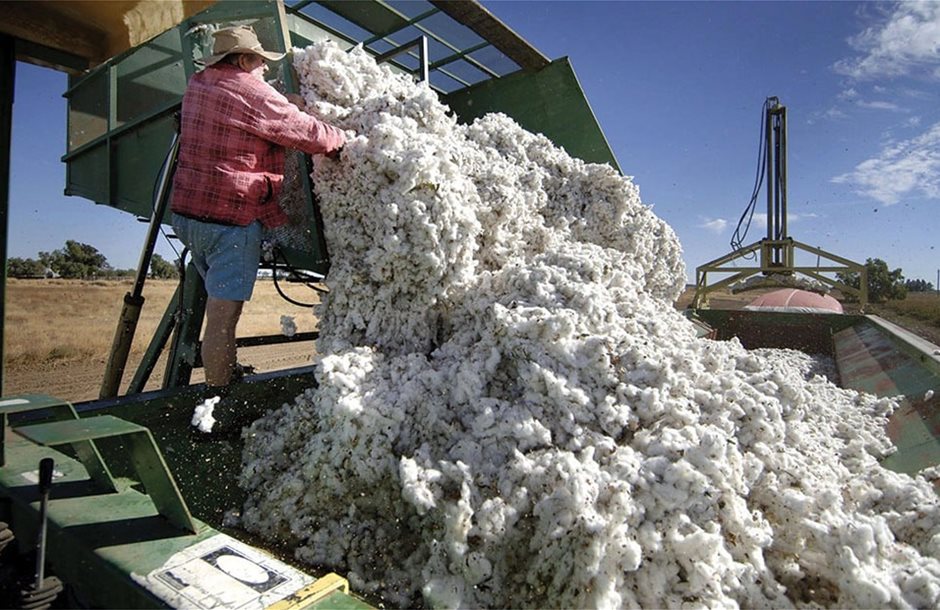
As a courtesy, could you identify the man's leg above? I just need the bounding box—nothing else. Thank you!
[203,297,244,387]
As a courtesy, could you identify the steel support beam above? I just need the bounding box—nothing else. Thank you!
[0,35,13,397]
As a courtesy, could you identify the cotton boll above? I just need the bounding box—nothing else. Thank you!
[280,314,297,337]
[191,395,220,433]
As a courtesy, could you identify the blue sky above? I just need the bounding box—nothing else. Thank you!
[8,1,940,286]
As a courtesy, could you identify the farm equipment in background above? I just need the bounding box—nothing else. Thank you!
[0,2,937,608]
[692,96,868,308]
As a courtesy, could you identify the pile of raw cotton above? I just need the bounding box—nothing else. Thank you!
[239,41,940,609]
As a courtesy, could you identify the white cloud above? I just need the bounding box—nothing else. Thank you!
[838,88,859,100]
[907,115,922,127]
[856,99,903,111]
[750,212,818,229]
[834,3,940,80]
[822,106,848,120]
[790,212,819,222]
[699,218,728,233]
[831,121,940,204]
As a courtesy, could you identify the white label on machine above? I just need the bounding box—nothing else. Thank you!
[132,534,315,609]
[20,468,65,484]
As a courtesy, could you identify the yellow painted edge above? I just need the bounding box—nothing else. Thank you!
[266,573,350,610]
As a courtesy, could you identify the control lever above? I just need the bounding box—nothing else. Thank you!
[18,458,62,610]
[35,457,53,587]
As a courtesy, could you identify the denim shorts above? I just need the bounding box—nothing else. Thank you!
[171,213,262,302]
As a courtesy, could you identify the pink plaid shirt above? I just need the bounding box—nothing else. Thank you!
[171,63,345,227]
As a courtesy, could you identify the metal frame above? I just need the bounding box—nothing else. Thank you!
[286,0,549,94]
[692,98,868,308]
[375,35,429,82]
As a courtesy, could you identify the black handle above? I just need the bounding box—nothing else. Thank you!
[38,457,54,495]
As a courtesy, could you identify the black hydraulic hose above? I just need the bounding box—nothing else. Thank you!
[269,246,327,308]
[730,99,772,255]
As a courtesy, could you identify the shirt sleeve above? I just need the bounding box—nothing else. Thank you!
[240,81,346,155]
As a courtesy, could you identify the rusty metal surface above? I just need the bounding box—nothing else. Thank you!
[834,321,936,399]
[833,320,940,479]
[692,309,861,355]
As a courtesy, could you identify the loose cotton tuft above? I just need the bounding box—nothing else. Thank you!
[239,42,940,609]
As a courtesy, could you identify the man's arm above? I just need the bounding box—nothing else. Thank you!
[243,83,346,155]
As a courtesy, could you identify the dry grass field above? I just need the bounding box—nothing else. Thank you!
[5,280,939,404]
[3,278,321,401]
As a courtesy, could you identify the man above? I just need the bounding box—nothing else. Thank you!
[171,24,345,397]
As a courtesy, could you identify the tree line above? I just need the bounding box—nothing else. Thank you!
[836,257,934,303]
[7,240,177,280]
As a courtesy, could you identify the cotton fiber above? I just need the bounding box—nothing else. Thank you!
[239,42,940,609]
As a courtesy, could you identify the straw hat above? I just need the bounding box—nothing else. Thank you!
[202,25,285,66]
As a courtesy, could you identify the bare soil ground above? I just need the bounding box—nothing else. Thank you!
[3,278,319,403]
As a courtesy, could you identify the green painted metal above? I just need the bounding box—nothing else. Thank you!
[831,316,940,479]
[128,283,180,394]
[2,416,372,609]
[313,590,376,610]
[79,367,316,524]
[317,0,412,39]
[102,130,180,399]
[14,414,197,533]
[443,57,621,170]
[163,261,207,388]
[834,320,940,396]
[1,431,192,608]
[360,7,442,47]
[0,394,115,489]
